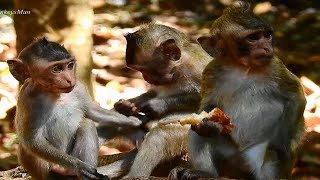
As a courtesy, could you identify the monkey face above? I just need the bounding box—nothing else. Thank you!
[129,59,178,86]
[125,35,181,85]
[236,29,274,67]
[28,58,76,93]
[141,70,177,85]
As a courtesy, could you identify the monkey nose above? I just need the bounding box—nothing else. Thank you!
[67,79,75,87]
[263,47,273,56]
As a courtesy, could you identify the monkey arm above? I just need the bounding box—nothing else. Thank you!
[199,61,217,113]
[113,90,157,116]
[275,70,306,156]
[274,93,306,156]
[274,96,305,179]
[129,90,157,105]
[22,133,105,179]
[140,92,201,119]
[86,102,142,127]
[76,81,141,127]
[22,131,89,170]
[165,92,201,111]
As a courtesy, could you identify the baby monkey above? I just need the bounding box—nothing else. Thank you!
[114,23,211,122]
[7,38,141,180]
[98,23,212,179]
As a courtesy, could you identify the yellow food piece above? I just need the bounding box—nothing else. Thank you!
[179,111,208,125]
[179,108,233,135]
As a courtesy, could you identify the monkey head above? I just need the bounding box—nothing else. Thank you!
[198,1,274,68]
[7,37,76,93]
[124,24,183,85]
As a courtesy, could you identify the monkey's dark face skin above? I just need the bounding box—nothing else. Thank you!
[127,47,179,86]
[129,61,178,86]
[141,70,177,85]
[28,57,76,93]
[125,31,182,86]
[236,29,273,67]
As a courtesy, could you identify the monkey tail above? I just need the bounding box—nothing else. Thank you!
[97,150,137,179]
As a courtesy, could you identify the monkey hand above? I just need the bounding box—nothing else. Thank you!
[140,99,166,119]
[78,162,109,180]
[114,99,139,116]
[191,118,224,137]
[169,167,212,180]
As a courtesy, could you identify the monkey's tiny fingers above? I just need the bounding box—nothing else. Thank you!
[191,118,223,137]
[114,99,139,116]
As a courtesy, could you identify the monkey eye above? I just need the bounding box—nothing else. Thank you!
[52,65,64,73]
[264,30,273,39]
[246,32,260,42]
[67,62,75,70]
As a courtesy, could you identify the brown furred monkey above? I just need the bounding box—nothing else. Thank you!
[98,23,212,179]
[114,23,211,122]
[7,38,142,180]
[169,2,306,180]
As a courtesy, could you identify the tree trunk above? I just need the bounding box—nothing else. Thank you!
[14,0,94,95]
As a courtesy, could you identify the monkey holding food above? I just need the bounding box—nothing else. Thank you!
[7,38,142,180]
[170,1,306,179]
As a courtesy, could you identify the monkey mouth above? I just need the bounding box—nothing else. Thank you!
[59,86,75,93]
[253,54,273,63]
[256,54,272,59]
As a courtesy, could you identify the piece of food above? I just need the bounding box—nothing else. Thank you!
[208,108,233,134]
[179,111,208,126]
[180,108,234,134]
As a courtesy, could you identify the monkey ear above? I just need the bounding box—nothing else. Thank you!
[6,59,29,82]
[198,36,217,57]
[160,39,181,61]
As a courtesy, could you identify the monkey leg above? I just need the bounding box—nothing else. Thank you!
[126,124,189,178]
[48,122,100,180]
[242,141,280,180]
[187,131,218,177]
[97,150,137,179]
[250,149,295,180]
[69,119,100,180]
[71,119,99,167]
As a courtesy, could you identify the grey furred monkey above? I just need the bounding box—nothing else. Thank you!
[7,37,141,180]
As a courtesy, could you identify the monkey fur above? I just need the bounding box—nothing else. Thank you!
[170,2,306,180]
[98,23,212,179]
[7,38,142,180]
